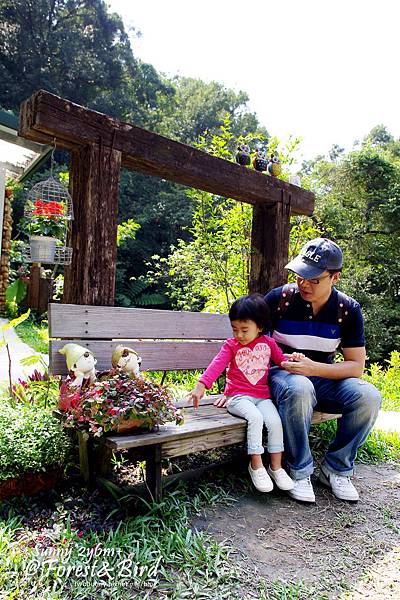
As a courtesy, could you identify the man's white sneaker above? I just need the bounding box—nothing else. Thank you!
[319,469,359,502]
[248,464,273,492]
[288,476,316,503]
[267,467,294,491]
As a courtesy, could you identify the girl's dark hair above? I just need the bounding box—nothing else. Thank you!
[229,293,271,333]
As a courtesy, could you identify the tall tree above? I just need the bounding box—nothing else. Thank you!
[0,0,172,122]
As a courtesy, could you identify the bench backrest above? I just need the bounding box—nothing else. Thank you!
[49,303,232,375]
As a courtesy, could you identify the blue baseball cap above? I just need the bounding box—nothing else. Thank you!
[285,238,343,279]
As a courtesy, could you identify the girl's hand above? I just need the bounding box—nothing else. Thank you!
[213,396,228,408]
[287,352,306,362]
[186,382,206,409]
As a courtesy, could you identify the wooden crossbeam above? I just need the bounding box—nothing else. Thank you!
[19,90,314,216]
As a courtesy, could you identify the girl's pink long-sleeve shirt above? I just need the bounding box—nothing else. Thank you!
[199,335,286,399]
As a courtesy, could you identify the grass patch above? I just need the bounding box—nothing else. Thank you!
[0,482,245,599]
[16,316,49,354]
[257,578,330,600]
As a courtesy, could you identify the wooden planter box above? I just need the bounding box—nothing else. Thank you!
[0,468,62,501]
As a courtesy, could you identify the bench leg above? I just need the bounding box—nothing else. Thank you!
[145,444,162,503]
[77,430,92,484]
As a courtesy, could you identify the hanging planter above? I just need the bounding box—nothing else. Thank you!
[23,173,74,265]
[29,235,57,263]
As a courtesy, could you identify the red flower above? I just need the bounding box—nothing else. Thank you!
[33,199,65,217]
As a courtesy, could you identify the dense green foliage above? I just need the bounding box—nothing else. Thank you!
[364,351,400,412]
[0,0,172,123]
[0,403,71,480]
[301,126,400,361]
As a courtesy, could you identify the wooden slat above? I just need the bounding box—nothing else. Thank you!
[49,339,224,374]
[106,409,340,452]
[312,411,342,424]
[19,90,314,216]
[106,412,245,451]
[174,394,224,409]
[48,303,231,340]
[162,429,245,458]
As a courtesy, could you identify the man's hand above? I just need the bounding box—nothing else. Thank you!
[281,356,317,377]
[186,382,206,409]
[213,396,228,408]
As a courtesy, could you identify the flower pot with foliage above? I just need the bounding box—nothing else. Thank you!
[60,372,184,437]
[27,200,67,262]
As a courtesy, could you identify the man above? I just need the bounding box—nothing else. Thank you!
[265,238,381,503]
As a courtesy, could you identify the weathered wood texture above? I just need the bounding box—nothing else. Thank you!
[249,194,292,294]
[48,303,231,339]
[63,144,121,306]
[105,406,342,454]
[19,90,314,216]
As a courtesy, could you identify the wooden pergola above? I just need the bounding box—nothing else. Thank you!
[19,90,314,306]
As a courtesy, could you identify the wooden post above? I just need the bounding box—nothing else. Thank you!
[63,143,122,305]
[22,264,51,312]
[77,430,91,484]
[249,190,291,294]
[145,444,162,502]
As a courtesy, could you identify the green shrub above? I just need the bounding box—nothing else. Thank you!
[0,404,72,481]
[363,351,400,412]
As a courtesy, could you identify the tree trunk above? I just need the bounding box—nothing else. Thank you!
[63,143,121,305]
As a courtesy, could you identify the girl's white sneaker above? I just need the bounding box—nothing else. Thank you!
[267,467,295,491]
[248,464,273,492]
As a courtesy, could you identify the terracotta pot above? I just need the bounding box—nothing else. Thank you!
[0,469,61,501]
[111,416,151,434]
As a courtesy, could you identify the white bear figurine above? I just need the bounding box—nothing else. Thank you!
[59,343,97,388]
[111,345,142,378]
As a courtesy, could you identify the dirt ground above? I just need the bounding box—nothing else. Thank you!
[191,463,400,599]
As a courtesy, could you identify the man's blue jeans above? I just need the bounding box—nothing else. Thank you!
[268,368,382,479]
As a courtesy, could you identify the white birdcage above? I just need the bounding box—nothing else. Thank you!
[24,176,73,220]
[23,168,74,265]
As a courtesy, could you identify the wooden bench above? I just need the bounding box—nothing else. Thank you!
[49,303,341,501]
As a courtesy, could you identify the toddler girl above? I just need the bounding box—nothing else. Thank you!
[188,293,302,493]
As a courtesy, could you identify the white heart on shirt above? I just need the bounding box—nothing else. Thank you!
[235,343,271,385]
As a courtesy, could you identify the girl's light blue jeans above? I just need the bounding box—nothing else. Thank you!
[226,395,284,455]
[268,367,381,479]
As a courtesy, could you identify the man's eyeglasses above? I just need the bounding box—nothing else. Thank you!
[296,273,333,285]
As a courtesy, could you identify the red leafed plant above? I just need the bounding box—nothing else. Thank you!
[60,371,184,437]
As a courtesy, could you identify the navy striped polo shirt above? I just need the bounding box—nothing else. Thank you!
[264,285,365,363]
